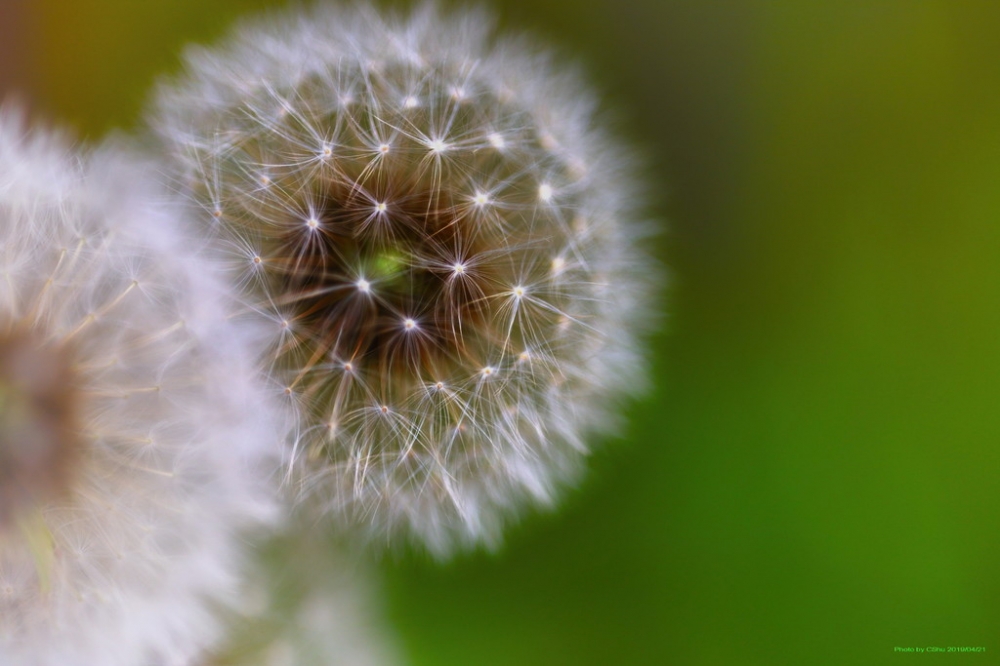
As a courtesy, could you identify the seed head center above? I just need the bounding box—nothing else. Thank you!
[273,186,495,387]
[0,328,82,526]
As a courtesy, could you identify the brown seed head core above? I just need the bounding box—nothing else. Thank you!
[274,180,498,386]
[0,327,81,528]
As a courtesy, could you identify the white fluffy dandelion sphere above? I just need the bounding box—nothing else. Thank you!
[152,4,657,555]
[0,110,277,665]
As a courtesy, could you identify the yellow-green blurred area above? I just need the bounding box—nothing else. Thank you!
[13,0,1000,664]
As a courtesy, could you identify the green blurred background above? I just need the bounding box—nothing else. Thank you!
[8,0,1000,663]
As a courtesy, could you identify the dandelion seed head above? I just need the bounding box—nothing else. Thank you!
[152,3,658,557]
[0,109,278,664]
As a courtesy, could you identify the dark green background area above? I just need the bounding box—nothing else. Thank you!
[16,1,1000,664]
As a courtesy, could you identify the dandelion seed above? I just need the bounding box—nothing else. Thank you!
[152,3,658,556]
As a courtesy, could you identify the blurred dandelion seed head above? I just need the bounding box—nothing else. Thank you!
[152,3,658,556]
[0,108,278,666]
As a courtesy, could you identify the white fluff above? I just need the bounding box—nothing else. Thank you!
[151,3,658,557]
[208,530,405,666]
[0,109,280,665]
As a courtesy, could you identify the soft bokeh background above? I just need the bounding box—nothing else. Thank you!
[8,0,1000,663]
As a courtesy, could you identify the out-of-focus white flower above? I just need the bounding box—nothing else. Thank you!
[204,528,404,666]
[150,3,658,557]
[0,108,279,666]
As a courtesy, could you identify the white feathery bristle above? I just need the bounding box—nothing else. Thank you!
[150,3,658,557]
[0,107,281,665]
[206,530,404,666]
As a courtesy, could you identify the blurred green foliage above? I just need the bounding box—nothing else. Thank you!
[29,1,1000,664]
